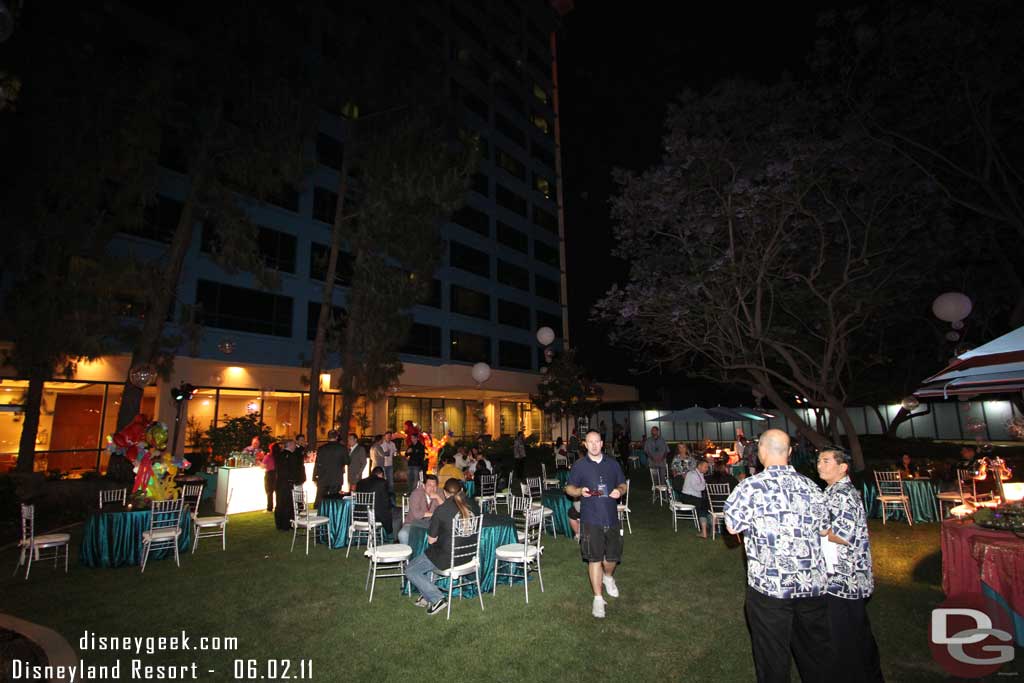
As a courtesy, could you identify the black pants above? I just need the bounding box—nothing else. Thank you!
[274,480,295,530]
[514,457,525,480]
[826,594,884,682]
[745,586,835,683]
[264,471,277,512]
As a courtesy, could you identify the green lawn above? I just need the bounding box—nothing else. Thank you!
[1,484,1020,682]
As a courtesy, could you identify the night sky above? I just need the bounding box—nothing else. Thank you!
[558,1,857,404]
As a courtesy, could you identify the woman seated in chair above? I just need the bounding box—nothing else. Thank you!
[670,443,695,493]
[405,478,477,615]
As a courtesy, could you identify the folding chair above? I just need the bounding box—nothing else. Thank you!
[364,509,413,602]
[290,485,331,555]
[494,507,545,603]
[141,498,184,572]
[14,504,70,580]
[705,483,732,540]
[98,488,127,508]
[875,471,913,525]
[432,514,484,620]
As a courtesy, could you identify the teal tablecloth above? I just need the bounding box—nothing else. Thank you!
[555,470,569,486]
[80,505,192,568]
[406,514,518,595]
[463,480,475,499]
[317,496,352,549]
[542,491,572,537]
[198,472,217,500]
[862,479,940,523]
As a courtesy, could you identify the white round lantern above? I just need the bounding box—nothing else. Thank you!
[128,364,157,389]
[932,292,973,323]
[471,362,491,384]
[900,395,920,412]
[536,326,556,346]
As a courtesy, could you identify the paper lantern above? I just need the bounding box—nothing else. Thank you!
[536,327,556,346]
[901,396,920,412]
[932,292,972,323]
[471,362,491,384]
[128,364,156,389]
[951,320,964,330]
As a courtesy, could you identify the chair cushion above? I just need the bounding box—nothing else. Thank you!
[370,544,413,560]
[350,520,382,530]
[669,502,695,511]
[878,495,908,502]
[516,530,526,542]
[617,504,630,512]
[296,515,329,527]
[143,528,180,541]
[935,492,963,500]
[193,516,227,527]
[32,533,71,547]
[495,543,540,560]
[438,558,478,577]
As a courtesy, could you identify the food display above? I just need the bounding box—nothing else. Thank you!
[973,502,1024,535]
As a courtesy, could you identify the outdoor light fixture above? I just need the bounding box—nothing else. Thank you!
[170,383,198,402]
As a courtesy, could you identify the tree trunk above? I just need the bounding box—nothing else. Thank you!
[306,133,352,448]
[869,405,889,433]
[116,109,219,431]
[885,405,931,437]
[833,404,866,472]
[15,371,46,473]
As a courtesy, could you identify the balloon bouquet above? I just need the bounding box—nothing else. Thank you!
[106,414,190,501]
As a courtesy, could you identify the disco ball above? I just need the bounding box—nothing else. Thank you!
[218,338,236,355]
[128,364,157,389]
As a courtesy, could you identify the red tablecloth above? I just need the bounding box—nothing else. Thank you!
[941,519,1024,616]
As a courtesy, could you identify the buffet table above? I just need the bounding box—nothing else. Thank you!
[215,463,317,514]
[941,519,1024,646]
[80,505,191,568]
[861,479,941,523]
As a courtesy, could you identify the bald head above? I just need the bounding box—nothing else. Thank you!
[758,429,791,466]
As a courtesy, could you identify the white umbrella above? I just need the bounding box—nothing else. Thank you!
[915,325,1024,398]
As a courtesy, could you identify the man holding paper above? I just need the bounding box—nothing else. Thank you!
[817,446,884,682]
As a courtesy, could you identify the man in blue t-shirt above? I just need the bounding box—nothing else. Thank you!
[566,429,627,619]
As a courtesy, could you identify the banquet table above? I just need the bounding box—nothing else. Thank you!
[555,470,570,486]
[317,496,353,549]
[941,519,1024,645]
[405,514,519,596]
[861,479,941,523]
[542,491,573,537]
[80,504,192,568]
[463,480,475,500]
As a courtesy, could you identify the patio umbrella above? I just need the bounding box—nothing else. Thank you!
[651,406,721,422]
[914,325,1024,398]
[707,407,751,422]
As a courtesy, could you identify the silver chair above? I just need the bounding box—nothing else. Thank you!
[290,485,331,555]
[520,481,557,538]
[705,483,732,540]
[474,475,498,513]
[364,509,413,602]
[346,491,383,557]
[14,504,70,580]
[98,487,127,508]
[616,479,632,534]
[875,471,913,525]
[431,514,484,620]
[668,488,699,532]
[141,498,184,572]
[494,507,545,603]
[649,466,671,506]
[193,488,232,553]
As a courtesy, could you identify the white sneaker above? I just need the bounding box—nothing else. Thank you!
[602,575,620,598]
[592,596,606,619]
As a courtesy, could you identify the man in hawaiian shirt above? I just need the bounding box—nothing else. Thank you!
[724,429,835,682]
[817,445,884,682]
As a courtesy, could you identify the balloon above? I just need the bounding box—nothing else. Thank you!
[471,362,491,384]
[145,422,168,450]
[932,292,972,323]
[945,331,960,342]
[544,347,555,362]
[900,396,920,412]
[536,327,556,346]
[951,320,964,330]
[129,364,157,389]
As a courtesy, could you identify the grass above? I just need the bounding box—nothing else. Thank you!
[1,482,1021,682]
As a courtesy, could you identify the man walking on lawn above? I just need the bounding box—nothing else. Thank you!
[565,429,626,619]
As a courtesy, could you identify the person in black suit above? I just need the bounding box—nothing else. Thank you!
[356,466,393,538]
[313,429,345,506]
[347,433,368,491]
[274,440,306,531]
